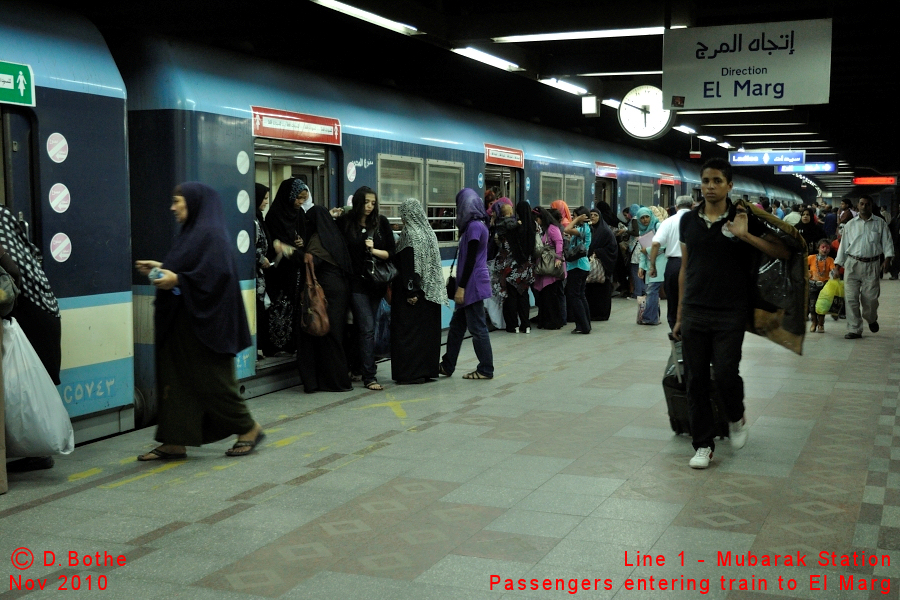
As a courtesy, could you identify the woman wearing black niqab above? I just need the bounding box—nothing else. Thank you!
[254,183,273,357]
[135,182,264,460]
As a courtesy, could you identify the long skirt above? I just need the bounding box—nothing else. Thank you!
[155,310,254,446]
[586,279,613,321]
[536,280,565,329]
[295,260,352,393]
[391,294,441,383]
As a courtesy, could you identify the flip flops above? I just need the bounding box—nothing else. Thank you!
[225,432,266,457]
[462,371,492,380]
[137,448,187,461]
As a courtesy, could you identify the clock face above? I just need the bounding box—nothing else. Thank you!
[617,85,674,140]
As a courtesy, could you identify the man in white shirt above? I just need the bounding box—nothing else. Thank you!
[648,195,693,330]
[834,195,894,338]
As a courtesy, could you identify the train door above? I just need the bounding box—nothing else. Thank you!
[253,138,335,208]
[594,177,616,211]
[1,106,37,241]
[484,164,519,203]
[659,184,675,209]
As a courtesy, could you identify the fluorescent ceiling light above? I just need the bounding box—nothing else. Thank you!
[539,78,587,95]
[741,140,827,144]
[726,132,818,137]
[578,70,663,77]
[697,135,717,142]
[494,26,664,43]
[704,122,805,127]
[310,0,418,35]
[601,99,621,109]
[676,108,791,115]
[452,47,519,71]
[673,125,696,134]
[717,142,734,149]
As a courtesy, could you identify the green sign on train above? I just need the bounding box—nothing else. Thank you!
[0,60,35,107]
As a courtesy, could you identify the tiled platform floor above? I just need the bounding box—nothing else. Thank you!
[3,282,900,600]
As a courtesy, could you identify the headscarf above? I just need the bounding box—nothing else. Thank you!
[396,198,448,306]
[650,205,668,223]
[0,205,58,316]
[511,200,536,264]
[265,178,304,245]
[629,204,642,221]
[486,196,513,218]
[636,207,659,235]
[158,182,250,355]
[456,188,487,234]
[255,182,271,244]
[550,200,572,226]
[301,205,352,273]
[595,201,619,228]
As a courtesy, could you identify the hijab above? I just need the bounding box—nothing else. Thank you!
[636,206,659,235]
[255,183,271,244]
[486,196,513,218]
[302,205,352,273]
[595,201,619,228]
[550,200,572,226]
[158,182,250,355]
[265,178,303,245]
[456,188,487,234]
[0,205,58,316]
[511,200,536,264]
[396,198,448,306]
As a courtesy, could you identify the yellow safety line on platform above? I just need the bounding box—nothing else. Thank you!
[100,460,185,488]
[355,394,432,421]
[68,467,103,482]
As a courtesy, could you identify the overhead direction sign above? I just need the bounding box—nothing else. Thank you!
[729,150,805,166]
[662,19,832,110]
[251,106,341,145]
[775,163,835,173]
[0,60,34,107]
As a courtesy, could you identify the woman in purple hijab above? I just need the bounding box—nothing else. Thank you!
[135,182,264,460]
[439,188,494,379]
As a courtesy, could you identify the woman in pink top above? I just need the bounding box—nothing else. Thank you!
[532,206,567,329]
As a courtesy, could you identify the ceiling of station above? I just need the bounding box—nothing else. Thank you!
[50,0,899,201]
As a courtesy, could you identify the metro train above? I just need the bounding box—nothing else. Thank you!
[0,3,802,442]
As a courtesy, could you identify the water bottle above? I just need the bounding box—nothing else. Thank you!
[149,267,181,295]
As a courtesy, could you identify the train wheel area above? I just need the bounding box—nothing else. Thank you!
[3,283,899,598]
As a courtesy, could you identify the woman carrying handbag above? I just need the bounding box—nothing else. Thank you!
[531,206,566,330]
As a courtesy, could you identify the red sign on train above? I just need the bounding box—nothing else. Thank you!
[251,106,341,145]
[484,143,524,169]
[595,161,618,179]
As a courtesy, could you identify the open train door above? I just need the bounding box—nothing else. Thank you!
[484,143,523,204]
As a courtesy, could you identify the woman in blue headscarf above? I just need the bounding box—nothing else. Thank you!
[636,206,666,325]
[440,188,494,379]
[135,182,263,460]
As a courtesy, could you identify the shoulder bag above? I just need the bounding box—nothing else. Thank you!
[364,226,398,284]
[564,224,588,261]
[586,255,606,283]
[446,249,457,299]
[532,231,565,279]
[300,253,330,336]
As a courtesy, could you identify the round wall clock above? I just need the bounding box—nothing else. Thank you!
[617,85,674,140]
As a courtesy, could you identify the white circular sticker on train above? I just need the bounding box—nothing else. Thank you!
[47,133,69,164]
[237,189,250,213]
[50,233,72,262]
[347,162,357,183]
[236,151,250,175]
[525,177,531,191]
[236,229,251,253]
[49,183,71,213]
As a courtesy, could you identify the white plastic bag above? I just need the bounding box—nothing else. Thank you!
[4,317,74,457]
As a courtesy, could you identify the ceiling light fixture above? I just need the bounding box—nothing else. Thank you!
[310,0,419,35]
[676,108,792,115]
[697,135,717,142]
[493,26,664,43]
[725,132,818,137]
[673,125,696,134]
[451,47,520,71]
[741,140,827,144]
[717,142,734,149]
[601,99,621,109]
[704,123,806,127]
[578,70,664,77]
[539,78,587,95]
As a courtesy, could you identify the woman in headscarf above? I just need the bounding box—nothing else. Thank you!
[254,183,273,358]
[336,186,395,391]
[135,183,263,460]
[531,206,566,329]
[494,200,536,333]
[795,207,825,255]
[586,207,618,321]
[565,206,593,334]
[636,206,665,325]
[391,198,447,384]
[439,188,494,379]
[628,203,647,298]
[279,203,354,393]
[263,178,307,352]
[551,200,572,227]
[0,205,62,473]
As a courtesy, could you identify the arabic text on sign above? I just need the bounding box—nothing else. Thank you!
[262,117,334,137]
[695,31,795,60]
[488,149,522,162]
[0,74,12,89]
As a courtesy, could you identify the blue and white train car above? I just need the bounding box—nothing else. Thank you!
[0,3,134,440]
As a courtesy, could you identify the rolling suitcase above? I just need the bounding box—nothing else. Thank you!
[663,334,730,438]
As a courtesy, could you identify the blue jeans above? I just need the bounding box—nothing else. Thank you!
[641,281,661,324]
[441,300,494,377]
[350,291,381,383]
[631,263,645,297]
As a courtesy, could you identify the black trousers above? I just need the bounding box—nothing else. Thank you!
[503,286,530,332]
[663,257,682,330]
[681,310,745,452]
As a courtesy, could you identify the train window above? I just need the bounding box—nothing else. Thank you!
[659,185,675,208]
[564,175,584,207]
[426,159,464,244]
[377,154,423,221]
[254,139,329,207]
[540,173,563,205]
[626,182,654,207]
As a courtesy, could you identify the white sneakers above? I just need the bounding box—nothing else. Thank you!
[689,447,713,469]
[729,417,749,449]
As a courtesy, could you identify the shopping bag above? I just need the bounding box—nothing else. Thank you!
[815,279,844,316]
[374,298,391,359]
[636,295,647,324]
[484,296,506,330]
[4,318,74,457]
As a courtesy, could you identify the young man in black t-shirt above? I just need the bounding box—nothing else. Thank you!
[673,158,789,469]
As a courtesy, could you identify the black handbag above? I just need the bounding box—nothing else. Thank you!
[533,232,564,279]
[446,250,457,299]
[564,225,588,261]
[363,227,397,284]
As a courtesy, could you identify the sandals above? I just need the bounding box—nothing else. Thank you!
[462,371,492,380]
[438,364,451,377]
[137,447,187,462]
[225,432,266,457]
[365,380,384,391]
